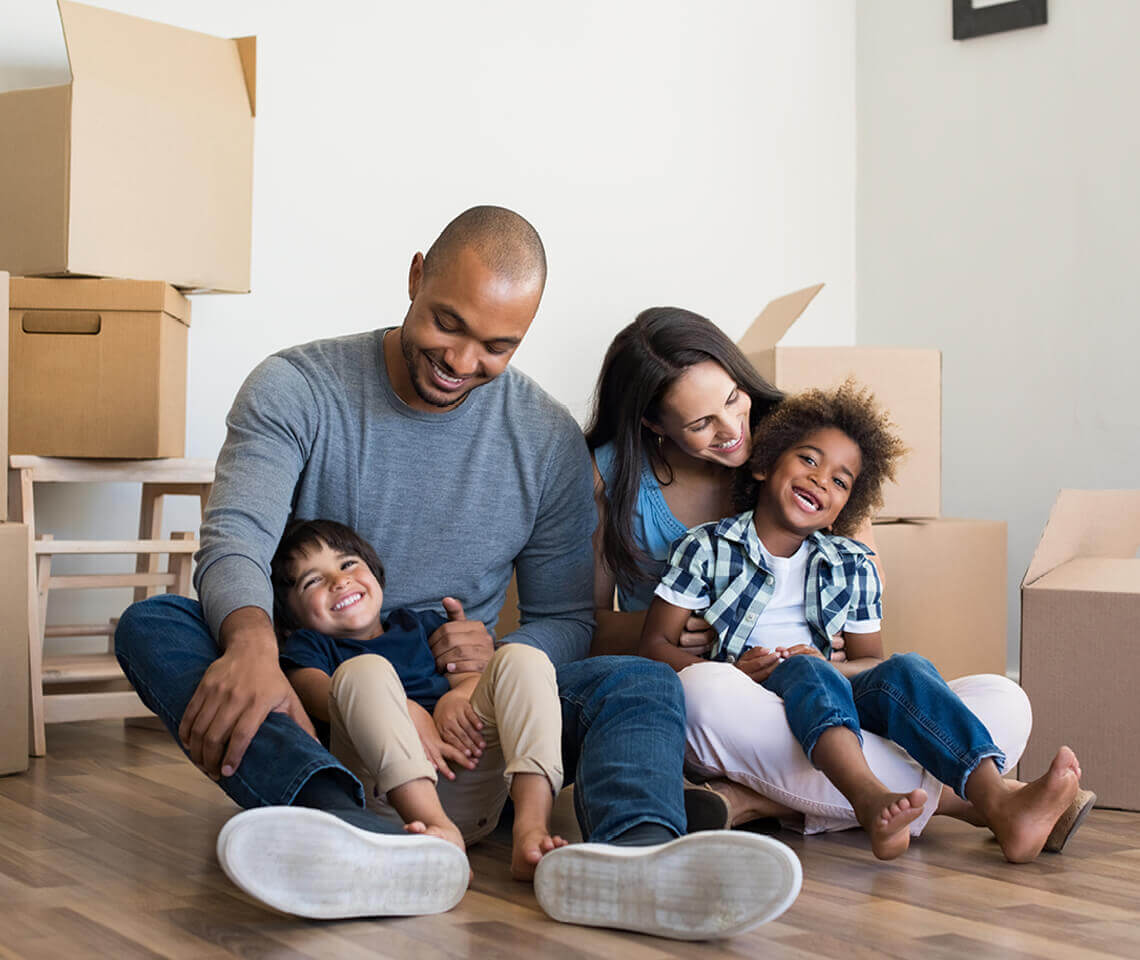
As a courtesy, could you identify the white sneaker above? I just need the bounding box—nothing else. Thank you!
[533,830,801,940]
[216,807,469,919]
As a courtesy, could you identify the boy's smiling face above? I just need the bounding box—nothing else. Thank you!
[753,426,862,543]
[286,541,385,642]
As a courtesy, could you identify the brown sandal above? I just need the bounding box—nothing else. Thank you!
[1044,788,1096,853]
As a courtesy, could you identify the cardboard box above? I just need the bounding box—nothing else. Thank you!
[9,278,191,459]
[1020,490,1140,810]
[739,285,941,520]
[872,518,1007,679]
[0,2,255,293]
[0,523,31,776]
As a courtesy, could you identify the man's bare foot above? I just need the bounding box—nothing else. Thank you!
[511,823,568,882]
[405,817,466,854]
[983,747,1080,863]
[703,779,794,827]
[856,788,927,860]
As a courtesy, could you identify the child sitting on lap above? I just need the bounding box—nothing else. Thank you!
[272,518,566,880]
[640,381,1090,862]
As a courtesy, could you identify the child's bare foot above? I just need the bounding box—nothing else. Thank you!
[856,788,927,860]
[511,823,568,882]
[405,817,466,854]
[983,747,1080,863]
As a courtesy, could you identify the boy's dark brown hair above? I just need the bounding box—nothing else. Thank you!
[270,518,386,640]
[739,379,908,537]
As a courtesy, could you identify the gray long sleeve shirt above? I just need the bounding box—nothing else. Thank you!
[194,329,596,665]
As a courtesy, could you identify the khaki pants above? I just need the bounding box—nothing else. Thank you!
[327,644,563,845]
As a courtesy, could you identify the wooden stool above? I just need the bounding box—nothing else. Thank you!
[7,456,214,756]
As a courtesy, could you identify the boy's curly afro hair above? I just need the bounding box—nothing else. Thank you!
[739,379,908,537]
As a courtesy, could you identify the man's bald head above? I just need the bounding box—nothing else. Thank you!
[422,205,547,293]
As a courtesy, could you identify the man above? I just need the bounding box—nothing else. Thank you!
[116,206,801,939]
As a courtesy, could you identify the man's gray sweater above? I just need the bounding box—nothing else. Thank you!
[194,329,596,665]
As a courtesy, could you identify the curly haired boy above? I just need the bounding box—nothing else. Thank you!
[641,381,1090,863]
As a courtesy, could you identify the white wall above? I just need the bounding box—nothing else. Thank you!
[856,0,1140,674]
[16,0,858,648]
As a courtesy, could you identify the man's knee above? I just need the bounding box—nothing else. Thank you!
[114,593,203,666]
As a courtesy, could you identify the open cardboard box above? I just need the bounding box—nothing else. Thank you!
[9,277,191,459]
[1020,489,1140,810]
[0,1,255,293]
[873,518,1007,679]
[1,271,7,520]
[738,284,941,520]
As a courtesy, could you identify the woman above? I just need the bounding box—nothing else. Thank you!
[585,307,1053,840]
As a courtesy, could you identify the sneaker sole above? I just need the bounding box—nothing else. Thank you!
[216,807,469,919]
[533,830,801,940]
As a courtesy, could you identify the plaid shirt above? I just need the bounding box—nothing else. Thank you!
[656,510,881,662]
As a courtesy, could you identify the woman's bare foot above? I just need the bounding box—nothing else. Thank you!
[979,747,1080,863]
[703,778,794,827]
[511,823,567,881]
[856,788,927,860]
[405,817,466,854]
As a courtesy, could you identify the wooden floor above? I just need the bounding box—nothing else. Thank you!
[1,722,1138,960]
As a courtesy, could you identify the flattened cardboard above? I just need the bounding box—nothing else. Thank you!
[873,518,1007,679]
[1020,489,1140,810]
[9,277,191,459]
[738,285,941,520]
[0,523,31,776]
[0,2,255,293]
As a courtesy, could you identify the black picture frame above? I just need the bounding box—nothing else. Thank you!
[953,0,1047,40]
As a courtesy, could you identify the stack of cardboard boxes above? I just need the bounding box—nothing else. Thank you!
[0,2,256,773]
[737,284,1008,681]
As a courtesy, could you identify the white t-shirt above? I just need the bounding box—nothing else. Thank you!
[655,536,881,652]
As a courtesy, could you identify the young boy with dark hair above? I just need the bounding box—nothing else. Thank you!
[641,381,1092,863]
[271,519,567,881]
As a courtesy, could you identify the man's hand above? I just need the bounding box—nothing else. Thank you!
[407,699,471,780]
[429,597,494,674]
[734,645,781,684]
[433,689,485,763]
[178,608,316,779]
[675,614,716,656]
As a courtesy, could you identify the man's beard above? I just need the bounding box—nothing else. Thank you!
[400,328,474,409]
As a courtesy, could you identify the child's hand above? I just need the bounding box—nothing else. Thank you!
[734,645,781,684]
[775,644,825,661]
[407,699,473,779]
[434,690,485,764]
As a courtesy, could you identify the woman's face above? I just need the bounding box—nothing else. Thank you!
[649,361,753,468]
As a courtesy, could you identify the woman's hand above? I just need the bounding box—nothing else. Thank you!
[829,634,847,662]
[433,690,485,763]
[734,645,781,684]
[407,699,472,780]
[677,615,716,656]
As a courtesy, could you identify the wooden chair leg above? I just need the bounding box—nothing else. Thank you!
[28,534,52,757]
[169,531,195,597]
[134,484,165,603]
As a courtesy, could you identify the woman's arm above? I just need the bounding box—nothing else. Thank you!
[285,667,332,724]
[590,457,649,656]
[639,597,705,673]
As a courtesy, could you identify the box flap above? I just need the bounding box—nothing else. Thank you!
[737,283,825,354]
[10,277,190,325]
[1023,489,1140,587]
[1030,557,1140,595]
[235,36,256,117]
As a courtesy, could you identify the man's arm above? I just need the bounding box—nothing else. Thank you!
[503,425,596,666]
[181,357,321,777]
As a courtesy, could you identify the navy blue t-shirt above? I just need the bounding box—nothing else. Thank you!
[279,607,451,711]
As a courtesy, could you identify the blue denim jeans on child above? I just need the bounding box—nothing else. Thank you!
[762,651,1004,799]
[115,594,688,842]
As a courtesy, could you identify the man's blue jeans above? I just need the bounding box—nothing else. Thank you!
[762,652,1004,799]
[115,594,687,842]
